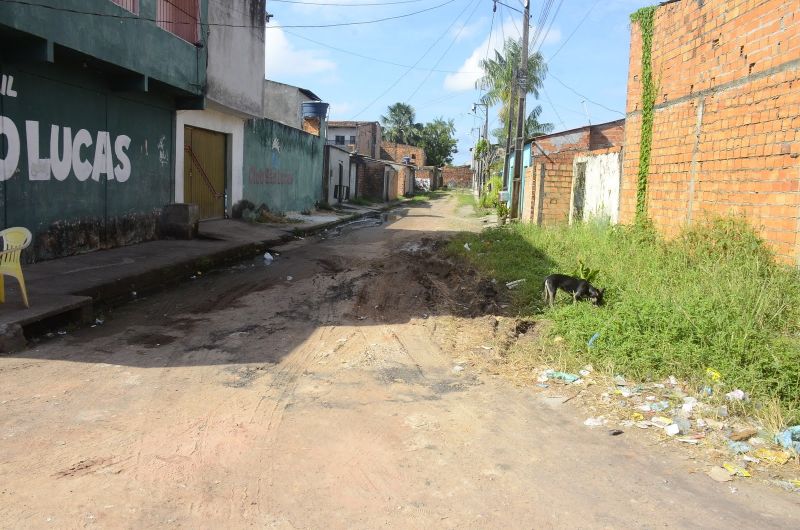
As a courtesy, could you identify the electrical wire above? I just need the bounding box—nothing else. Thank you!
[283,29,478,73]
[532,0,563,52]
[271,0,431,5]
[348,0,473,118]
[545,0,600,62]
[0,0,458,30]
[548,72,624,115]
[406,0,482,101]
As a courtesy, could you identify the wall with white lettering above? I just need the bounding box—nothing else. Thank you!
[0,65,175,260]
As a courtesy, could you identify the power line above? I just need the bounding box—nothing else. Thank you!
[271,0,430,5]
[541,86,566,128]
[284,29,479,73]
[545,0,600,62]
[0,0,458,30]
[532,0,563,52]
[406,0,482,101]
[349,0,471,118]
[548,72,624,115]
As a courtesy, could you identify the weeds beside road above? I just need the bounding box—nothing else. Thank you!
[450,217,800,425]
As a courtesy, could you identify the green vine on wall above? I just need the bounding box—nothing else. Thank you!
[630,6,657,225]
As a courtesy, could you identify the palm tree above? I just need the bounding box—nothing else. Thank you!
[380,102,422,145]
[477,38,551,142]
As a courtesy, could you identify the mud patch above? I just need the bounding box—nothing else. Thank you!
[126,332,178,348]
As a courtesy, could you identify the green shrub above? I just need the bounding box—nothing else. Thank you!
[450,217,800,423]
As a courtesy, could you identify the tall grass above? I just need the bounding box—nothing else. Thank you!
[450,218,800,423]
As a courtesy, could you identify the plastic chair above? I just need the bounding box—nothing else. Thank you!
[0,227,32,308]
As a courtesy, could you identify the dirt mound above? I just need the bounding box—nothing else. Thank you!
[351,237,506,321]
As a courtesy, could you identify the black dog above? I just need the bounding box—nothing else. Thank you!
[543,274,604,307]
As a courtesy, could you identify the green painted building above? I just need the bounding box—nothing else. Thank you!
[0,0,208,260]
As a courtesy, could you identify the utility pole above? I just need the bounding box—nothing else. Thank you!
[510,0,530,219]
[501,76,517,196]
[473,102,490,193]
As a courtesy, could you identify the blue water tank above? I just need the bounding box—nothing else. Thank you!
[302,101,329,118]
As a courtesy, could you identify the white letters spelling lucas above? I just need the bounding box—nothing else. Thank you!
[0,118,131,182]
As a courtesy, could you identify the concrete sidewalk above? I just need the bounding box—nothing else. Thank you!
[0,202,389,347]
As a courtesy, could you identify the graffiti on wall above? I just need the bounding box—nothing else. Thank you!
[248,167,294,185]
[0,76,133,182]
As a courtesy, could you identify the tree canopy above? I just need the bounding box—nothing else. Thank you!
[477,38,553,143]
[380,103,458,167]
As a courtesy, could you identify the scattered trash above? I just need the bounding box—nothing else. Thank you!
[452,365,465,374]
[609,429,624,436]
[536,383,549,389]
[263,252,274,264]
[665,424,681,436]
[727,441,752,454]
[583,417,606,427]
[681,396,698,414]
[463,243,471,251]
[707,466,733,482]
[635,421,651,429]
[722,463,751,477]
[672,416,691,435]
[753,448,791,465]
[668,375,678,386]
[613,375,627,387]
[286,276,293,281]
[131,291,137,297]
[650,401,670,412]
[706,368,722,382]
[505,279,526,289]
[717,405,729,417]
[579,369,591,377]
[729,428,758,442]
[725,389,747,401]
[775,425,800,453]
[676,437,701,445]
[743,455,760,464]
[650,416,672,428]
[57,330,67,336]
[546,371,581,384]
[702,385,713,396]
[587,332,600,348]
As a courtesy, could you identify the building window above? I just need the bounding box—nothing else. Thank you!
[335,135,345,145]
[349,135,356,145]
[157,0,199,44]
[110,0,139,13]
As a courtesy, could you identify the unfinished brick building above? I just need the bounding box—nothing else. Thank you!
[380,142,426,167]
[623,0,800,262]
[442,165,473,188]
[521,121,625,225]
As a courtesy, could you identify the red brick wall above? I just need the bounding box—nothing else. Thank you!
[522,128,590,224]
[441,165,473,188]
[357,159,386,200]
[622,0,800,262]
[381,142,426,166]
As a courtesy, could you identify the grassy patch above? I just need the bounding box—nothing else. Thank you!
[349,197,375,206]
[408,190,446,202]
[453,190,491,217]
[449,218,800,423]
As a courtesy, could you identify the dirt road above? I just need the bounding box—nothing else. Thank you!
[1,195,799,528]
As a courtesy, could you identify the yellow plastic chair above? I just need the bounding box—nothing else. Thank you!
[0,227,32,308]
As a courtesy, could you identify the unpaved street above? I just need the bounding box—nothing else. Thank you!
[1,196,799,528]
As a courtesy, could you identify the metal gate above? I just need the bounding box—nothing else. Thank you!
[184,126,226,219]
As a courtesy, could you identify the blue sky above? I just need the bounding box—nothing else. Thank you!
[265,0,651,165]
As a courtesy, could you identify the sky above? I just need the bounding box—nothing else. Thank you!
[264,0,653,165]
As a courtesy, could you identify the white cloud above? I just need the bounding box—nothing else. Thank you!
[451,17,485,43]
[264,23,337,78]
[444,18,561,92]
